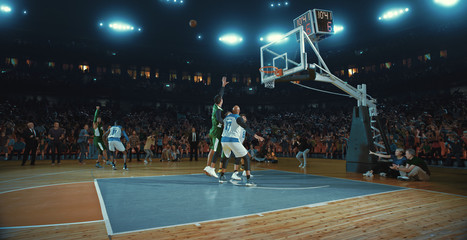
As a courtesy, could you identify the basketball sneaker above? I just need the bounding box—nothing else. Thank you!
[123,164,128,171]
[144,160,148,165]
[379,172,387,177]
[95,163,103,168]
[219,175,227,183]
[245,179,256,187]
[299,163,303,168]
[203,166,210,176]
[208,167,218,178]
[397,176,409,180]
[242,170,253,178]
[112,163,117,170]
[106,161,111,165]
[231,171,241,181]
[363,170,373,177]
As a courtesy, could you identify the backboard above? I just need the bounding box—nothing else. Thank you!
[260,26,307,88]
[260,9,335,88]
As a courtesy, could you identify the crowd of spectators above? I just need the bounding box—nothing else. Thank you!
[0,91,466,168]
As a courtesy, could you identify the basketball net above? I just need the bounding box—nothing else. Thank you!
[259,66,282,89]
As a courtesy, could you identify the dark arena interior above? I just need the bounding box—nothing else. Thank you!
[0,0,466,239]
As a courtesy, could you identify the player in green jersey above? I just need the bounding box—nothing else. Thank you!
[93,106,108,168]
[203,76,229,178]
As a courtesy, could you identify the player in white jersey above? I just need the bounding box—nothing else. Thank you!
[219,106,264,186]
[105,121,130,170]
[230,115,247,181]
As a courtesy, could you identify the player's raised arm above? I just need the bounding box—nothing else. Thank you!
[220,76,229,97]
[94,106,100,123]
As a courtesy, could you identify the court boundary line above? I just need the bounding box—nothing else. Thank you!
[256,167,467,198]
[0,170,86,183]
[92,170,271,181]
[0,220,104,229]
[0,181,93,195]
[94,179,114,236]
[110,188,409,236]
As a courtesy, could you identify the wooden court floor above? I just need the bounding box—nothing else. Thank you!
[0,157,466,240]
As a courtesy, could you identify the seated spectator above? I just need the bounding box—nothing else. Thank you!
[0,131,8,160]
[7,135,15,160]
[265,147,278,163]
[444,135,465,167]
[248,144,258,159]
[367,148,407,178]
[38,138,47,160]
[12,137,26,160]
[418,140,432,164]
[254,144,267,162]
[161,144,171,161]
[170,145,181,161]
[391,148,431,181]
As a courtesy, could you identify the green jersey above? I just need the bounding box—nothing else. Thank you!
[93,108,104,141]
[209,104,223,137]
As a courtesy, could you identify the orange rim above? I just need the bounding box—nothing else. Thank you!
[259,66,278,74]
[259,66,283,76]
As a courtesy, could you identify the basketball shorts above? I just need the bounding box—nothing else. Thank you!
[94,139,106,154]
[209,134,222,152]
[221,141,248,159]
[108,141,125,152]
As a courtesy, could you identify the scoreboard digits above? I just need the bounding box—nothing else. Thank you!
[293,9,334,42]
[314,9,333,34]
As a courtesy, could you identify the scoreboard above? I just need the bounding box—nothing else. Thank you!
[293,9,334,41]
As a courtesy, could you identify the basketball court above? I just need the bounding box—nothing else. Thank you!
[0,159,466,239]
[95,170,404,235]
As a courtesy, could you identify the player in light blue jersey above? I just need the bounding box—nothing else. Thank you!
[105,120,130,170]
[230,114,248,181]
[219,106,264,186]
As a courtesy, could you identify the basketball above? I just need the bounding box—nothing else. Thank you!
[189,19,197,28]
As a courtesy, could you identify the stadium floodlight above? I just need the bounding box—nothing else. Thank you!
[378,8,410,21]
[23,10,27,14]
[219,34,243,45]
[271,3,274,7]
[434,0,459,7]
[99,22,103,26]
[0,5,12,13]
[106,22,142,32]
[266,33,285,42]
[334,25,344,33]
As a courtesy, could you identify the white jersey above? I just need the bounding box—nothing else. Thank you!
[94,127,101,137]
[239,128,246,144]
[221,114,244,142]
[109,126,122,139]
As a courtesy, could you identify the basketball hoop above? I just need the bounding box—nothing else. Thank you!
[259,66,283,77]
[259,66,283,89]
